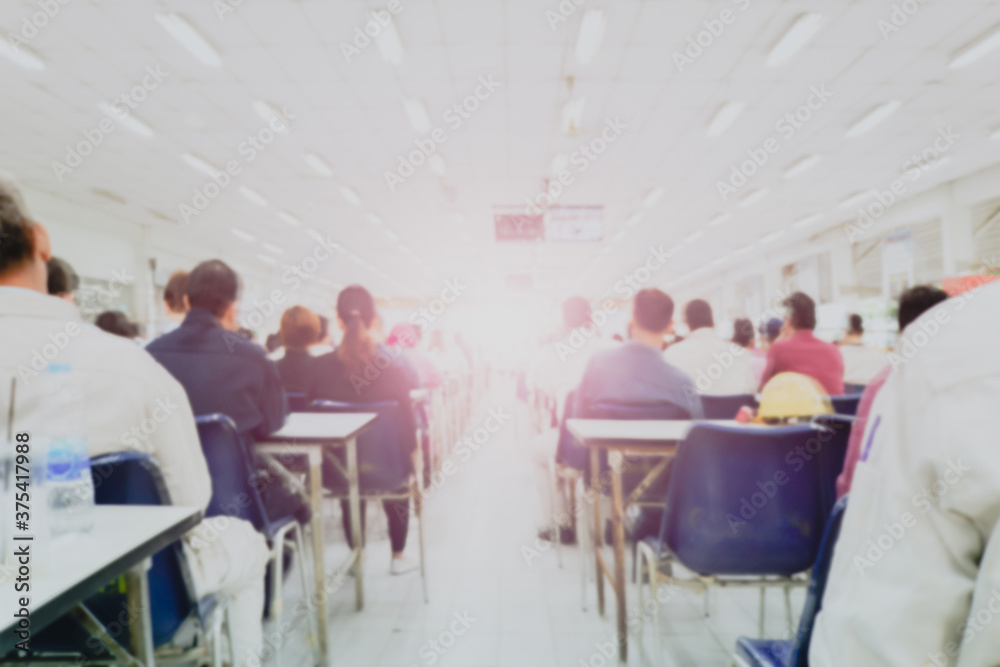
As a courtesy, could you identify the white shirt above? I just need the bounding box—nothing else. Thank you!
[811,282,1000,666]
[839,343,890,386]
[528,329,618,419]
[662,327,757,396]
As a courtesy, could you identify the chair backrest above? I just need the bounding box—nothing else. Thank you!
[811,414,852,515]
[830,394,862,416]
[308,399,409,494]
[660,423,830,576]
[700,393,759,420]
[285,391,309,412]
[790,496,849,667]
[89,451,198,647]
[843,383,866,395]
[194,414,270,531]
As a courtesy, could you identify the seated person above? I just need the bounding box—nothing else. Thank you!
[760,292,844,395]
[154,269,189,338]
[0,175,268,667]
[836,285,948,498]
[275,305,321,394]
[306,285,419,575]
[47,255,79,301]
[146,260,309,524]
[387,322,442,389]
[810,281,1000,665]
[732,316,767,386]
[758,316,784,351]
[664,299,757,395]
[838,313,889,386]
[95,310,139,340]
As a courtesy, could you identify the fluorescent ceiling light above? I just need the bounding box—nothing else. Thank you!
[734,244,755,255]
[253,100,291,133]
[576,9,607,64]
[793,213,824,228]
[231,228,255,242]
[330,242,346,253]
[709,255,731,267]
[99,103,153,138]
[277,211,301,226]
[304,228,325,243]
[0,39,45,70]
[846,100,901,138]
[838,190,876,209]
[428,154,446,176]
[949,25,1000,68]
[181,153,220,178]
[906,156,953,173]
[643,187,664,209]
[239,186,268,207]
[385,230,399,241]
[706,101,746,138]
[257,254,276,265]
[403,99,431,133]
[374,15,404,65]
[626,211,645,227]
[366,212,382,226]
[262,242,284,254]
[709,213,731,227]
[155,14,222,67]
[562,97,586,135]
[760,230,786,244]
[350,254,365,265]
[683,230,705,244]
[305,153,332,177]
[339,186,361,207]
[783,154,823,179]
[613,230,626,242]
[739,188,769,208]
[767,13,824,67]
[551,154,569,174]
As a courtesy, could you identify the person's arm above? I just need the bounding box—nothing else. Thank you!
[759,345,779,391]
[254,355,288,439]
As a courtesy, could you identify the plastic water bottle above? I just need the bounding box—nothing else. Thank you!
[42,364,94,537]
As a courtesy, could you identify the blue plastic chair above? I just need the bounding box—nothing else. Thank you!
[285,391,309,412]
[636,423,834,663]
[733,497,849,667]
[701,393,759,420]
[843,383,866,395]
[195,414,316,656]
[830,394,862,416]
[811,415,852,515]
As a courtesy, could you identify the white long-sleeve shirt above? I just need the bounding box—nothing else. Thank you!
[810,282,1000,666]
[663,327,758,396]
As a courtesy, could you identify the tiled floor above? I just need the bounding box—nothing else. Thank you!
[271,383,805,666]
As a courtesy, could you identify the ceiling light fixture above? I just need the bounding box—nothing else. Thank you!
[403,98,431,133]
[374,15,404,65]
[684,230,706,244]
[626,211,645,227]
[783,154,823,179]
[257,254,276,265]
[304,153,333,177]
[949,25,1000,68]
[428,154,446,176]
[385,230,399,241]
[739,187,769,207]
[155,14,222,67]
[0,39,45,70]
[99,103,154,138]
[708,213,732,227]
[562,97,586,135]
[734,244,755,255]
[760,230,786,244]
[706,101,746,138]
[366,212,382,225]
[767,13,824,67]
[262,242,284,254]
[846,100,901,138]
[277,211,301,226]
[231,228,255,242]
[339,186,361,207]
[793,213,824,228]
[180,153,221,178]
[304,228,325,243]
[576,9,607,64]
[252,100,291,133]
[838,190,876,209]
[709,255,731,267]
[643,187,664,209]
[239,186,268,207]
[613,230,626,242]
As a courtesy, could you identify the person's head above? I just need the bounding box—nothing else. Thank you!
[732,318,755,348]
[847,313,864,337]
[317,315,331,345]
[0,173,52,292]
[186,259,240,329]
[265,332,282,353]
[335,285,378,373]
[47,257,79,301]
[684,299,713,332]
[163,270,189,316]
[630,288,674,347]
[280,305,321,352]
[783,292,817,331]
[759,317,783,345]
[562,296,592,331]
[387,322,420,349]
[95,310,138,339]
[898,285,948,332]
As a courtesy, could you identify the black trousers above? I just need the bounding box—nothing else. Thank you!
[340,498,409,553]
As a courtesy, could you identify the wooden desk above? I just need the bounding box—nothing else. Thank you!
[257,412,376,667]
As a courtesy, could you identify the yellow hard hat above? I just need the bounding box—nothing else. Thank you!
[756,372,832,422]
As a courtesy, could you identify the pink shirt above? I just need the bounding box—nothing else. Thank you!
[760,330,845,395]
[835,364,891,498]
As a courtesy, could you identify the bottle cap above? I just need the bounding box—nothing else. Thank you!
[48,363,72,373]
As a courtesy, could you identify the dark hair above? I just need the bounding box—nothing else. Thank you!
[318,315,330,342]
[164,270,189,313]
[783,292,816,330]
[280,305,321,350]
[848,313,863,335]
[633,288,674,334]
[759,317,783,343]
[732,317,754,348]
[898,285,948,331]
[562,296,592,330]
[336,285,377,373]
[265,333,282,352]
[95,310,138,339]
[0,175,36,276]
[47,257,79,296]
[186,260,239,317]
[684,299,713,331]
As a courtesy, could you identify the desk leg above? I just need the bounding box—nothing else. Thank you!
[308,449,330,665]
[125,559,154,667]
[346,435,364,610]
[610,453,628,664]
[591,447,604,617]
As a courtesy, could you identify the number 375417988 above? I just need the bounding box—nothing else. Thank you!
[14,432,30,526]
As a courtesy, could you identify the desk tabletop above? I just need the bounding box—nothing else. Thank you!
[0,505,201,640]
[566,419,746,447]
[260,411,377,442]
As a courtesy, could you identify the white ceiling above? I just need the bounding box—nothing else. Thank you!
[3,0,1000,299]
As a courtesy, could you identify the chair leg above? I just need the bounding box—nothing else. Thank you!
[551,466,563,569]
[637,542,665,667]
[758,587,766,638]
[210,607,224,667]
[578,481,590,612]
[293,524,320,661]
[413,482,429,604]
[782,583,793,634]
